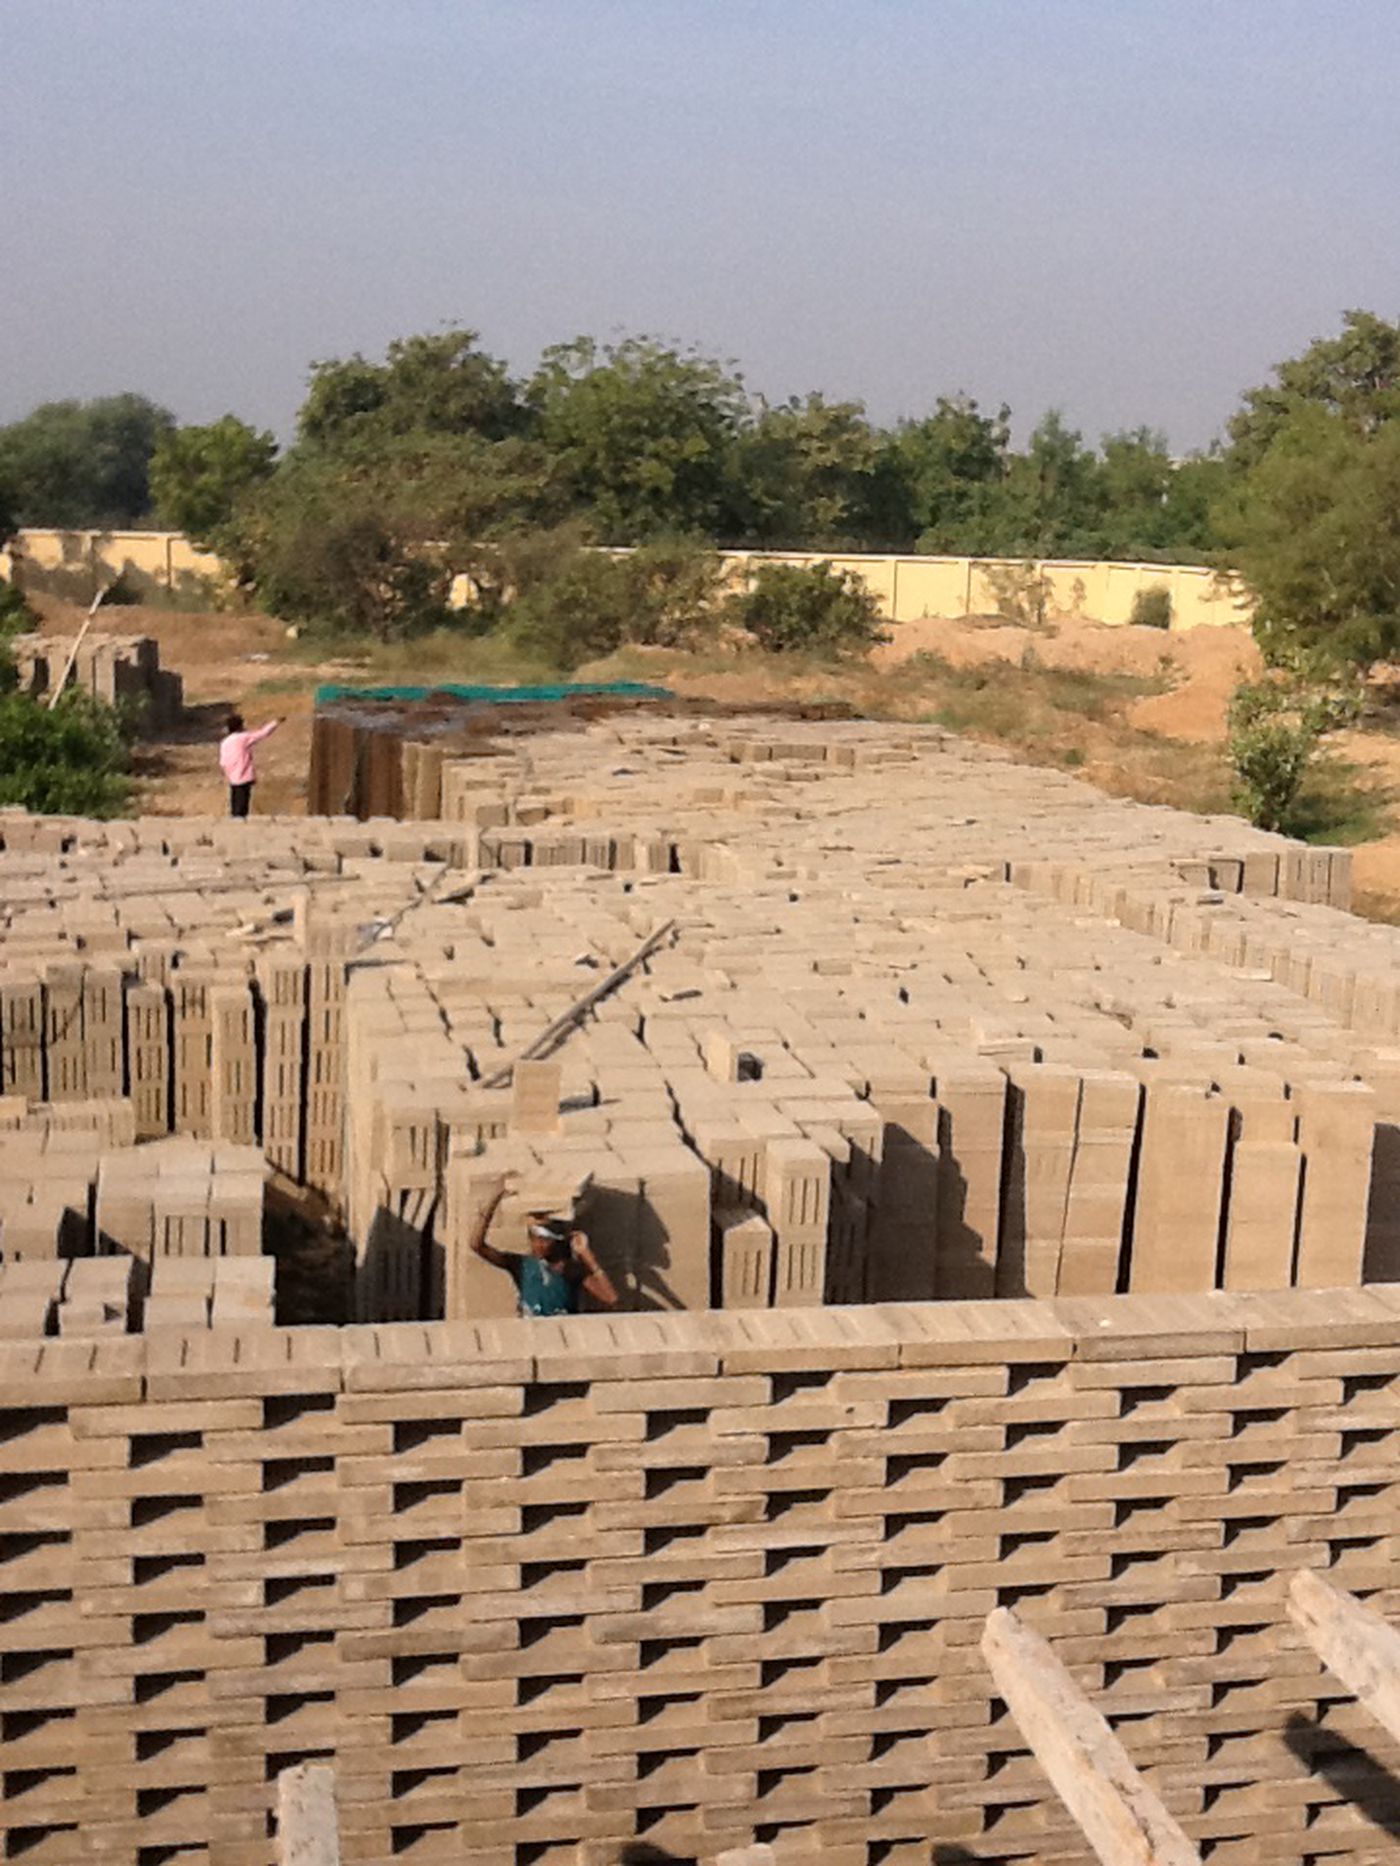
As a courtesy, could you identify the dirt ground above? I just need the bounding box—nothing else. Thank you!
[31,594,1400,917]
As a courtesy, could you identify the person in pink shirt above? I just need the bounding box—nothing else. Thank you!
[218,712,281,818]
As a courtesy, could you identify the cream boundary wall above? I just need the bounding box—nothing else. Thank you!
[2,1288,1398,1865]
[3,529,1251,632]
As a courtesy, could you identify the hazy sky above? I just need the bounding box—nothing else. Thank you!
[7,0,1400,450]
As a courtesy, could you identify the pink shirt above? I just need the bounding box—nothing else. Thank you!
[219,721,278,785]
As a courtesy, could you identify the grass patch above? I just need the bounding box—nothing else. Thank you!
[1284,753,1393,845]
[249,673,321,697]
[899,650,1170,748]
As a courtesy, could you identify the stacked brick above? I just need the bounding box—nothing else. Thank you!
[0,717,1398,1320]
[4,629,183,727]
[0,1294,1397,1863]
[96,1137,266,1262]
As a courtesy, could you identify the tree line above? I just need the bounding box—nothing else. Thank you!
[2,311,1399,672]
[0,329,1225,558]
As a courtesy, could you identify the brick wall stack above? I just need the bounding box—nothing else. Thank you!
[0,1292,1398,1863]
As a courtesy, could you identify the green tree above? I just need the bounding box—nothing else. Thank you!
[1160,452,1230,557]
[727,394,882,546]
[221,427,560,640]
[883,394,1011,551]
[528,335,748,541]
[299,329,525,449]
[987,410,1105,556]
[0,394,175,527]
[1222,406,1400,670]
[1227,310,1400,467]
[1095,427,1174,556]
[225,450,453,641]
[150,416,278,546]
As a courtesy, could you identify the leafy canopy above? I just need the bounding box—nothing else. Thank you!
[729,560,888,658]
[299,329,526,450]
[528,336,749,542]
[1228,310,1400,468]
[1222,406,1400,671]
[0,394,174,527]
[151,416,278,547]
[0,635,132,816]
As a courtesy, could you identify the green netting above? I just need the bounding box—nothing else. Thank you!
[314,679,673,706]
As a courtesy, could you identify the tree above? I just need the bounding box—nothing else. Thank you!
[884,395,1011,552]
[1094,427,1174,556]
[987,410,1105,557]
[225,450,454,641]
[528,335,748,540]
[1228,310,1400,467]
[1160,452,1230,557]
[0,394,175,527]
[1222,406,1400,670]
[727,394,882,546]
[221,428,560,640]
[150,416,278,546]
[299,329,525,449]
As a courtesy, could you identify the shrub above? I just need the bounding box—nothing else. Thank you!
[505,537,723,669]
[1130,585,1173,630]
[728,560,887,657]
[227,464,454,642]
[0,687,132,817]
[1226,675,1361,832]
[982,560,1053,629]
[0,581,36,632]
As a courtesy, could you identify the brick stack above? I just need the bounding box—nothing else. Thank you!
[0,1295,1396,1862]
[0,716,1398,1319]
[4,629,182,726]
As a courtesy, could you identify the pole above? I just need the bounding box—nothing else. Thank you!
[46,583,109,710]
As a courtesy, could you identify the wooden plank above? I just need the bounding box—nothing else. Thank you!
[1289,1568,1400,1747]
[981,1607,1200,1866]
[277,1762,339,1866]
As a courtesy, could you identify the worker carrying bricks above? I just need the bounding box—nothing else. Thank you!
[219,711,281,818]
[471,1173,618,1316]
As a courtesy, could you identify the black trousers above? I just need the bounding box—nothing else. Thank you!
[229,782,253,819]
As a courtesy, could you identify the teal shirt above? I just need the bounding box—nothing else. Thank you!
[511,1254,579,1318]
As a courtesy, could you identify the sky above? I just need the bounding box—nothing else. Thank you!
[6,0,1400,452]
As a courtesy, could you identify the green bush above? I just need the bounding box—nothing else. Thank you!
[1226,676,1361,832]
[228,462,454,642]
[1129,585,1173,630]
[727,560,887,657]
[505,537,723,669]
[0,581,36,632]
[0,687,132,817]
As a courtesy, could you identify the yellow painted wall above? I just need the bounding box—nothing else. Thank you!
[4,529,1251,633]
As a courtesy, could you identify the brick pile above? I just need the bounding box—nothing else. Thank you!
[0,1294,1395,1863]
[0,717,1397,1317]
[5,629,183,727]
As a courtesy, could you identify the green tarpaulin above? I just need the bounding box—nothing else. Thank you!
[315,679,672,706]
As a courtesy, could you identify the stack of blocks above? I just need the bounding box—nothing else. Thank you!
[0,1296,1396,1862]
